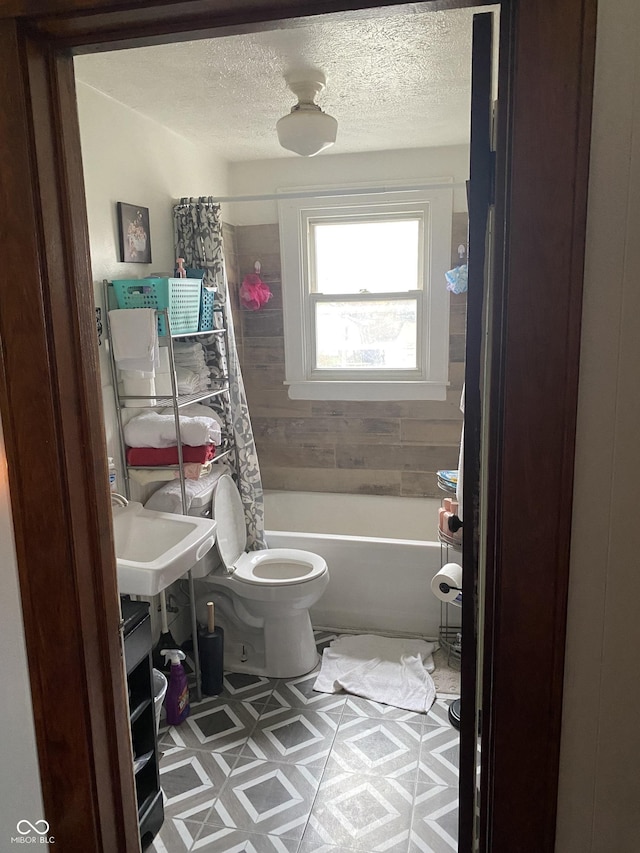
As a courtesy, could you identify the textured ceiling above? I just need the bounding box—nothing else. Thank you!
[75,7,495,162]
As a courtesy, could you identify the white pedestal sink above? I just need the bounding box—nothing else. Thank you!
[113,501,217,595]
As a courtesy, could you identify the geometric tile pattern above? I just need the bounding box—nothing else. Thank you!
[205,758,323,841]
[409,784,459,852]
[342,694,428,726]
[326,716,422,781]
[270,669,347,714]
[149,636,463,853]
[192,826,299,851]
[418,726,461,787]
[302,770,415,851]
[161,696,262,755]
[243,706,339,766]
[158,747,233,821]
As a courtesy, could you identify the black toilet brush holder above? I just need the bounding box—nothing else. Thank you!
[199,601,224,696]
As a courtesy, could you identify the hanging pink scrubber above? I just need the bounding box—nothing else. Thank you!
[239,265,272,311]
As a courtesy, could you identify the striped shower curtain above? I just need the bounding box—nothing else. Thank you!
[173,196,266,550]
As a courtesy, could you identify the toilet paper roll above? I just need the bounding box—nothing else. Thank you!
[431,562,463,602]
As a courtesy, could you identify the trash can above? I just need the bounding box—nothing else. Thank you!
[152,668,168,735]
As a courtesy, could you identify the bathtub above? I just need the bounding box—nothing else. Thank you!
[264,491,450,638]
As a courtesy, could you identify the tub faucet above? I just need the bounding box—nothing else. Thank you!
[110,492,129,508]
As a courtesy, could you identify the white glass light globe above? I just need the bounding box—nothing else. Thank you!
[276,105,338,157]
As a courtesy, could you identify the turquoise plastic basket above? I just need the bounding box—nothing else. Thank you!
[199,285,217,331]
[112,277,201,335]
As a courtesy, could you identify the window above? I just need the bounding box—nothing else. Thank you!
[279,183,454,400]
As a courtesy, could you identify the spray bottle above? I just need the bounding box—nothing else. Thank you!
[161,649,190,725]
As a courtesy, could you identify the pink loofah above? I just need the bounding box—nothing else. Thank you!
[239,273,272,311]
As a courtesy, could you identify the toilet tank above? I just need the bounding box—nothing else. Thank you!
[143,469,225,578]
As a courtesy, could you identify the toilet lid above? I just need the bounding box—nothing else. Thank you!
[212,473,247,569]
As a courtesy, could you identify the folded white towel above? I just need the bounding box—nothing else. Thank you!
[174,359,206,370]
[123,411,222,448]
[169,404,223,427]
[129,468,177,486]
[155,349,172,396]
[155,372,173,396]
[129,461,214,486]
[314,634,437,713]
[173,345,206,361]
[144,466,228,514]
[121,375,156,408]
[176,367,200,394]
[109,309,159,374]
[173,342,205,356]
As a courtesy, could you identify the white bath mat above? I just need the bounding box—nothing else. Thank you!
[313,634,437,713]
[431,647,461,698]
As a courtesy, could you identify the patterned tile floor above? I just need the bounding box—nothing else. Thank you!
[149,632,460,853]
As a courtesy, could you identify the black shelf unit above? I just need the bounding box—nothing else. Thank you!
[122,598,164,849]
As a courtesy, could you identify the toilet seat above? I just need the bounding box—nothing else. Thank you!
[212,473,328,585]
[233,548,327,585]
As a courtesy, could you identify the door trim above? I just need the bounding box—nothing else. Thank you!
[0,1,596,850]
[460,10,495,849]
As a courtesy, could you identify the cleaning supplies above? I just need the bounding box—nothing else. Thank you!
[152,593,181,672]
[161,649,190,725]
[199,601,224,696]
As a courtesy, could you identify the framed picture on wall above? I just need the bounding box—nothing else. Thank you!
[117,202,152,264]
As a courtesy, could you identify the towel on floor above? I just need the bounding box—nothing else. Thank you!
[123,411,221,448]
[109,308,159,374]
[126,444,215,466]
[314,634,437,713]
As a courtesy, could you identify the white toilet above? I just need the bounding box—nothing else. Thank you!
[148,472,329,678]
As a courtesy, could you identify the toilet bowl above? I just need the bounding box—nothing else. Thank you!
[195,473,329,678]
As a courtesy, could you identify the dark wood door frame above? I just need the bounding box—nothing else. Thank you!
[0,1,596,851]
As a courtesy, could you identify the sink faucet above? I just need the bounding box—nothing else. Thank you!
[111,492,129,508]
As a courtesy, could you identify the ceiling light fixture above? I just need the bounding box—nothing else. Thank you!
[276,71,338,157]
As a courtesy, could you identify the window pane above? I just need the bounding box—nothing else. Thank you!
[312,219,421,294]
[315,299,418,370]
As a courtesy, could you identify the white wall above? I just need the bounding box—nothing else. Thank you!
[227,144,469,224]
[556,1,640,850]
[76,79,229,466]
[76,81,229,639]
[0,416,47,849]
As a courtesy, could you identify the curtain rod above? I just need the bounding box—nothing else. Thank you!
[208,181,466,204]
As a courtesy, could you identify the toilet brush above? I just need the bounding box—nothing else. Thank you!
[199,601,224,696]
[152,590,181,672]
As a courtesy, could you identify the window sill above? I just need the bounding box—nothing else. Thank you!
[285,380,448,402]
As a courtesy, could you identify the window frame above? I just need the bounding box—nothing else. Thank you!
[278,182,454,401]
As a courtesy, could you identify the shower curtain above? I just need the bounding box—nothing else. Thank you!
[173,197,266,549]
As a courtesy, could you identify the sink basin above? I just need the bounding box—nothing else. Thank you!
[112,501,217,595]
